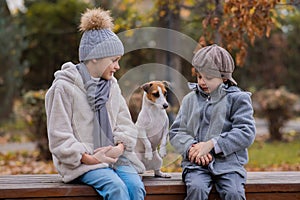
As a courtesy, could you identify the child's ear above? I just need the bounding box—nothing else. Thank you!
[141,83,152,92]
[162,81,170,90]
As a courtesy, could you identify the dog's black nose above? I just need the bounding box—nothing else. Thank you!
[163,104,169,109]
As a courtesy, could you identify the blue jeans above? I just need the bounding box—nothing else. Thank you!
[78,166,146,200]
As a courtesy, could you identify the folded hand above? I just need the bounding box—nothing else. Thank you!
[195,153,213,166]
[188,140,214,164]
[94,143,124,159]
[93,146,118,164]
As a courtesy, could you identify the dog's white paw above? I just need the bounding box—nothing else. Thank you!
[159,146,167,157]
[145,149,153,160]
[154,170,171,178]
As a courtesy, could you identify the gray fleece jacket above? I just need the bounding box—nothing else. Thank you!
[169,83,256,177]
[45,62,145,182]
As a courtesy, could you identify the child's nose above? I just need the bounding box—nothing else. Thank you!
[114,62,120,70]
[198,78,205,85]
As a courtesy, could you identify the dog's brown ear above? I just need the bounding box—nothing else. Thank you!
[162,81,170,90]
[141,83,152,92]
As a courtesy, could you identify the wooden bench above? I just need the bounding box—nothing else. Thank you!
[0,172,299,200]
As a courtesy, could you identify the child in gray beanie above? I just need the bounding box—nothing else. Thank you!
[169,44,256,200]
[45,8,145,200]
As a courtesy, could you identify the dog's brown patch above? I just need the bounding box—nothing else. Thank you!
[144,81,167,103]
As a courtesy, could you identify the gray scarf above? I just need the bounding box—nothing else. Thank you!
[77,63,114,149]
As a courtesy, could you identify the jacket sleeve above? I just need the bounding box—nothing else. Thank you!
[169,95,197,159]
[45,86,87,168]
[216,92,256,156]
[112,87,138,152]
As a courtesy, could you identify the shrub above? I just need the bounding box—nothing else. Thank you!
[254,87,299,141]
[22,90,50,160]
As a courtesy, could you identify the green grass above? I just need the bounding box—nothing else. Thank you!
[161,140,300,172]
[246,140,300,170]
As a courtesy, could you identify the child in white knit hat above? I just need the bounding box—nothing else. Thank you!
[169,44,256,200]
[45,8,145,200]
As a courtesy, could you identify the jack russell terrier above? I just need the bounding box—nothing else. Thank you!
[135,81,171,178]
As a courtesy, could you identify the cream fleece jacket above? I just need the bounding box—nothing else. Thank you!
[45,62,144,183]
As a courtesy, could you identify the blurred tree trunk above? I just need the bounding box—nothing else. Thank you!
[267,110,284,141]
[214,0,223,45]
[0,2,27,122]
[155,0,181,107]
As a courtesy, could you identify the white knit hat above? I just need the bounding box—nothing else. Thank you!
[78,8,124,62]
[192,44,237,85]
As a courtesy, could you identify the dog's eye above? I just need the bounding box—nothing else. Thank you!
[163,92,167,97]
[152,92,159,97]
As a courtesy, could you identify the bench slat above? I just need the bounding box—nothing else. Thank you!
[0,172,299,199]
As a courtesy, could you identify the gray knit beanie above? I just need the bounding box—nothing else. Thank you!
[78,8,124,62]
[192,44,237,85]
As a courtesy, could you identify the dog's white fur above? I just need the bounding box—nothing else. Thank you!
[135,81,171,178]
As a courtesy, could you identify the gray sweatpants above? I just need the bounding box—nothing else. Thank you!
[183,168,246,200]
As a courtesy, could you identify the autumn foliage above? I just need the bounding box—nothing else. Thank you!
[199,0,279,66]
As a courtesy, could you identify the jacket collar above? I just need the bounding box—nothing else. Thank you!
[188,82,239,102]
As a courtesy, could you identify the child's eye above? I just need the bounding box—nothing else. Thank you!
[112,57,120,63]
[205,76,214,80]
[152,92,159,97]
